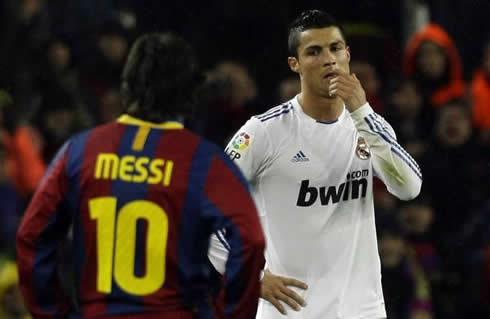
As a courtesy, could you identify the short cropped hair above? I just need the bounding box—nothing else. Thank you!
[121,33,203,122]
[288,10,347,58]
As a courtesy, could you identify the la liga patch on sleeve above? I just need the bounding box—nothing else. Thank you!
[231,132,251,150]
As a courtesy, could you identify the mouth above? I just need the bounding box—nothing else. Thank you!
[323,72,338,80]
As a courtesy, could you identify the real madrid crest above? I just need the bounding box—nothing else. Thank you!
[356,136,370,160]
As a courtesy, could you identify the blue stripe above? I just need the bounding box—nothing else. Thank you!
[368,115,421,172]
[255,105,283,119]
[66,130,91,307]
[201,197,244,318]
[390,147,423,180]
[365,116,421,171]
[107,126,162,315]
[369,114,396,141]
[364,117,422,180]
[366,117,422,177]
[260,108,293,122]
[258,102,292,120]
[256,103,289,119]
[257,105,292,121]
[178,140,216,316]
[216,229,231,251]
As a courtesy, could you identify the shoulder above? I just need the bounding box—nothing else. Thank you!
[253,101,295,124]
[238,100,296,138]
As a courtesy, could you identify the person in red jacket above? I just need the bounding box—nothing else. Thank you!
[403,23,466,109]
[0,90,46,198]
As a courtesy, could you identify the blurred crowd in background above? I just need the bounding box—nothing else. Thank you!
[0,0,489,318]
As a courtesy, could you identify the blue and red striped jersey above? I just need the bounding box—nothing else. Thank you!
[16,115,265,319]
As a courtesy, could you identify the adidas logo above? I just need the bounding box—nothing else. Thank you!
[291,150,309,162]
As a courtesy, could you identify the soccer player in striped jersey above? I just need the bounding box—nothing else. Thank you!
[16,33,265,319]
[209,10,422,319]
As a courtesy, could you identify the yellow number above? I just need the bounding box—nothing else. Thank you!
[89,197,168,295]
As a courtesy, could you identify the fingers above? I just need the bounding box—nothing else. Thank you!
[276,291,301,311]
[327,73,359,100]
[280,284,307,307]
[328,82,350,100]
[267,295,287,315]
[280,277,308,290]
[261,271,308,315]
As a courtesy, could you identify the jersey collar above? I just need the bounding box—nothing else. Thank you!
[292,95,346,124]
[117,114,184,129]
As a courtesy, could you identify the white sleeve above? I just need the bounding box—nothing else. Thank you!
[223,117,270,183]
[208,229,231,274]
[350,103,422,200]
[208,117,270,274]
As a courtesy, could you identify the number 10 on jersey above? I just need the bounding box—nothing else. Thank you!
[89,197,169,296]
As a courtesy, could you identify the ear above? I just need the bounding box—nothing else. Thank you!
[346,46,351,63]
[288,57,300,74]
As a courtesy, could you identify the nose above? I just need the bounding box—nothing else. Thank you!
[322,51,336,67]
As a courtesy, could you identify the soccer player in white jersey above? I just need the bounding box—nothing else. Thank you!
[209,9,422,319]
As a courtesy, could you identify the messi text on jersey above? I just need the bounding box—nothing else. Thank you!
[297,169,369,206]
[94,153,174,185]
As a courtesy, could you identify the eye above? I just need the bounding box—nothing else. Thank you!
[306,48,320,56]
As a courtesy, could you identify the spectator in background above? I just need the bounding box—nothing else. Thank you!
[455,201,490,318]
[350,60,385,114]
[399,198,440,278]
[403,23,466,112]
[377,219,433,319]
[39,38,94,130]
[277,76,301,103]
[80,19,130,120]
[385,78,429,160]
[34,88,86,162]
[197,60,258,146]
[420,100,489,268]
[0,0,50,114]
[42,38,78,92]
[471,36,490,143]
[97,87,124,123]
[0,91,45,198]
[398,197,448,319]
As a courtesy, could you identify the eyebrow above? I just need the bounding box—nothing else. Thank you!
[329,40,345,47]
[303,40,345,51]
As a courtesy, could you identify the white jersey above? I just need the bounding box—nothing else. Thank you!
[209,96,422,319]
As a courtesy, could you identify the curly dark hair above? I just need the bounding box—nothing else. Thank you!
[288,9,347,59]
[121,33,204,122]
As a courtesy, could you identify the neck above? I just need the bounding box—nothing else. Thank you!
[297,90,344,122]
